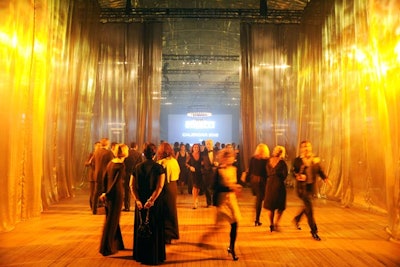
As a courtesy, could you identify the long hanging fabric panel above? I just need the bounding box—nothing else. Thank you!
[316,0,400,241]
[240,0,400,242]
[0,0,77,232]
[94,22,162,147]
[0,0,162,233]
[239,23,299,173]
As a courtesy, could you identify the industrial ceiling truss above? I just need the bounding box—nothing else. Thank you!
[100,8,304,24]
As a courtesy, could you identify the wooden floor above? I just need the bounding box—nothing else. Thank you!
[1,185,400,267]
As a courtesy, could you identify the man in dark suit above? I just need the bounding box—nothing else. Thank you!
[92,138,114,215]
[201,139,218,207]
[292,140,329,241]
[123,142,143,211]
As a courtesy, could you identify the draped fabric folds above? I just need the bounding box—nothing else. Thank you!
[94,22,162,146]
[0,0,162,232]
[239,0,400,241]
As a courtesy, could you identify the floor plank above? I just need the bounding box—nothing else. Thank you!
[1,186,399,267]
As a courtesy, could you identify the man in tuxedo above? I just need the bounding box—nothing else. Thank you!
[201,139,218,207]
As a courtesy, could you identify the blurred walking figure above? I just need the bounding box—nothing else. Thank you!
[263,146,288,232]
[247,143,270,226]
[199,148,242,261]
[292,141,329,241]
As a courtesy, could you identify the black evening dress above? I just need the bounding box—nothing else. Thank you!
[133,159,166,265]
[99,161,125,256]
[177,152,189,185]
[263,159,288,211]
[187,153,203,190]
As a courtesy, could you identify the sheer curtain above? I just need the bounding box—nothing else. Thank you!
[240,0,400,241]
[94,22,162,147]
[240,23,299,171]
[0,0,162,232]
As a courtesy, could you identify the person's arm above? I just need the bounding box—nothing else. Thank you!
[144,173,166,209]
[277,160,289,181]
[85,153,93,166]
[129,166,144,210]
[313,157,328,181]
[186,155,196,172]
[293,157,306,181]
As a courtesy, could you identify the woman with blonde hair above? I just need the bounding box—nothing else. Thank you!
[157,142,181,244]
[199,148,242,261]
[263,145,288,232]
[247,143,270,226]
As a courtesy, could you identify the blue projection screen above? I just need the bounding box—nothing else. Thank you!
[168,114,232,145]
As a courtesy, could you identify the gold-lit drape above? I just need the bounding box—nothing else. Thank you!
[240,0,400,241]
[240,23,299,171]
[1,0,162,232]
[93,22,162,147]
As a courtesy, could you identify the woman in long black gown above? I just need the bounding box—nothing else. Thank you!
[131,143,166,265]
[99,143,129,256]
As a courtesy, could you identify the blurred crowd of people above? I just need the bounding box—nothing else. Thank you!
[84,138,329,264]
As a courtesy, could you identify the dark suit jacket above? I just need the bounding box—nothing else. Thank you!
[201,149,217,185]
[93,148,114,191]
[201,149,216,173]
[124,149,143,177]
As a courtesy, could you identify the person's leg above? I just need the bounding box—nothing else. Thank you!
[123,175,131,211]
[89,181,95,209]
[255,191,263,225]
[228,222,239,260]
[204,182,212,207]
[267,209,274,232]
[293,182,306,229]
[275,210,283,231]
[192,186,199,209]
[304,187,320,240]
[92,182,100,214]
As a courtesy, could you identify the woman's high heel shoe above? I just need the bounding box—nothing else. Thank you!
[311,232,321,241]
[254,221,262,226]
[227,247,239,261]
[269,225,275,232]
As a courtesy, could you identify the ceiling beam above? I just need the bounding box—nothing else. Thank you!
[100,8,304,24]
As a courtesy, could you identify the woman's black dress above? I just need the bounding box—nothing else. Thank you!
[133,159,166,265]
[187,154,203,188]
[99,161,125,256]
[177,152,189,185]
[263,159,288,211]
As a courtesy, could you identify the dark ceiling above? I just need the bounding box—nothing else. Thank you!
[96,1,313,109]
